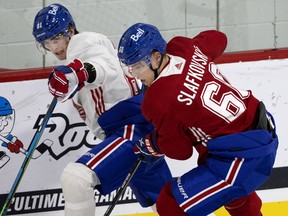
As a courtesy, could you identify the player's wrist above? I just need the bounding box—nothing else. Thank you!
[83,62,96,83]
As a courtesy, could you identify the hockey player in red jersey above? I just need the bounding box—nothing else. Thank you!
[118,23,278,216]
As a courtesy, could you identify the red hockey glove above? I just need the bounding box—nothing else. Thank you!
[7,137,23,154]
[48,59,89,101]
[134,132,164,163]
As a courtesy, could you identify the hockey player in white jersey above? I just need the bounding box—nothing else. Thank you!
[32,4,172,216]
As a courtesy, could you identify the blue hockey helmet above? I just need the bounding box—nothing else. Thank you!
[118,23,166,66]
[0,97,12,116]
[0,97,15,135]
[32,3,76,43]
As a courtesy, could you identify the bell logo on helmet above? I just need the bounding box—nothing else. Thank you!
[130,28,145,42]
[48,4,59,15]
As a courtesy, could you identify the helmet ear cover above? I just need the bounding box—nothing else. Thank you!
[118,23,166,66]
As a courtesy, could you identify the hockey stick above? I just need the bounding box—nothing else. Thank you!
[104,155,143,216]
[0,97,57,216]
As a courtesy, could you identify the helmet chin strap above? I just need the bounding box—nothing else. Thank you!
[149,54,164,80]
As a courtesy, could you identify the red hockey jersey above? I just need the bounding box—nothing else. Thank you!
[141,30,259,161]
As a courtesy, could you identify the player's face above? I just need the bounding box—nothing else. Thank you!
[127,60,150,77]
[127,54,151,77]
[128,52,165,86]
[135,52,164,86]
[135,66,155,86]
[42,33,70,60]
[0,112,15,136]
[127,61,155,86]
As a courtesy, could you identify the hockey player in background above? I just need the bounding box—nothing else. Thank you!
[118,23,279,216]
[32,5,172,216]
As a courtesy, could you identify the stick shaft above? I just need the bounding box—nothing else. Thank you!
[0,97,57,215]
[104,155,142,216]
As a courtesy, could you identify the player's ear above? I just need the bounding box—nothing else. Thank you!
[152,51,162,63]
[68,25,76,36]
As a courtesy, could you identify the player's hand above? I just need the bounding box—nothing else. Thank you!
[134,132,164,163]
[7,138,24,154]
[48,59,89,101]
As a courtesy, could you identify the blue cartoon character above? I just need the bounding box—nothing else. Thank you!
[0,97,24,155]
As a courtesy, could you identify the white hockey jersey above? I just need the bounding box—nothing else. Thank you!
[65,32,139,140]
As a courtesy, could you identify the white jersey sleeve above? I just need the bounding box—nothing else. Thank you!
[66,32,139,139]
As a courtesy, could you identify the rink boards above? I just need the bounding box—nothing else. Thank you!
[0,48,288,215]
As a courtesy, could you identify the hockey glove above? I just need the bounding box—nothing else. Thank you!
[1,135,23,154]
[48,59,89,102]
[134,132,164,163]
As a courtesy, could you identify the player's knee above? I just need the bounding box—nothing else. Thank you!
[61,162,99,214]
[157,182,187,216]
[61,162,99,199]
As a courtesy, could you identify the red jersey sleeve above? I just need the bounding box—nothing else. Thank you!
[193,30,227,60]
[167,30,227,61]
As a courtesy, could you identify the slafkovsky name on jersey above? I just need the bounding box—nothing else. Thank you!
[177,46,208,106]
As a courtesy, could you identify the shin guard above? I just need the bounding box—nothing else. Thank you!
[61,162,99,216]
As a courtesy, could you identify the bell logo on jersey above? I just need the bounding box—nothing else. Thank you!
[130,28,145,41]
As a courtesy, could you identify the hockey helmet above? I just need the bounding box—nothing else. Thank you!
[0,97,12,116]
[0,97,15,135]
[118,23,166,66]
[32,3,76,43]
